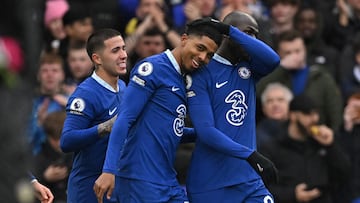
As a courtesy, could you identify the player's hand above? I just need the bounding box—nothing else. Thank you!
[98,115,117,137]
[246,151,279,186]
[94,172,115,203]
[187,17,230,35]
[32,180,54,203]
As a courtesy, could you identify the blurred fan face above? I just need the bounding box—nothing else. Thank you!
[136,35,166,59]
[295,8,318,40]
[48,18,67,40]
[38,63,65,94]
[65,18,93,42]
[278,37,306,69]
[263,88,290,121]
[292,111,319,137]
[271,2,298,25]
[68,48,93,80]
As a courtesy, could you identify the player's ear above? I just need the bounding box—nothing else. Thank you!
[92,53,101,66]
[181,34,188,47]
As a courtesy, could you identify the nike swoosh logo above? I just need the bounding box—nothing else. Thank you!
[172,86,180,92]
[216,81,228,88]
[257,163,264,172]
[109,107,117,116]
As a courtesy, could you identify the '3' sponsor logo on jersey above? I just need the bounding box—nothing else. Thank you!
[173,104,186,137]
[224,90,248,126]
[108,107,117,116]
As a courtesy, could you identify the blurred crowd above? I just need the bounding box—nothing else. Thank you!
[2,0,360,202]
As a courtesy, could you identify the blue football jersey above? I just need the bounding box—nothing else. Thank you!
[186,26,280,193]
[61,72,126,202]
[104,50,187,186]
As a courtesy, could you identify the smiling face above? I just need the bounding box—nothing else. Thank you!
[93,35,127,77]
[179,34,218,73]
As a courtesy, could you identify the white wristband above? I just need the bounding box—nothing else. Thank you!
[30,178,38,184]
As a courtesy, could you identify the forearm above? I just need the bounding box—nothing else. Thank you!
[164,30,181,48]
[125,18,153,54]
[60,125,99,152]
[103,83,151,172]
[190,104,253,159]
[228,26,280,73]
[196,126,253,159]
[102,119,130,174]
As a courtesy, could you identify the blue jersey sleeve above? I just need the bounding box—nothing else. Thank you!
[188,71,254,159]
[102,61,157,174]
[228,25,280,77]
[60,87,103,152]
[60,113,99,153]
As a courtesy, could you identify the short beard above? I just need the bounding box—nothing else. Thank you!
[296,120,310,139]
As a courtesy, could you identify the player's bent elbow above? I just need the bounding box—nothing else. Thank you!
[268,55,280,68]
[60,134,72,153]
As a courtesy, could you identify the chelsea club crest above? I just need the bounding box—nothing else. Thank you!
[238,67,251,79]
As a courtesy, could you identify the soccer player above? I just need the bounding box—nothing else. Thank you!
[93,18,230,203]
[60,28,127,203]
[185,11,280,202]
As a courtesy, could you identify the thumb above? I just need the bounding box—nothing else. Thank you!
[308,188,321,198]
[298,183,307,190]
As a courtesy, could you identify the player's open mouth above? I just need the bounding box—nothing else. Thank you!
[192,59,199,68]
[118,62,126,69]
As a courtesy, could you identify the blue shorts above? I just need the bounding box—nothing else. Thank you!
[67,176,117,203]
[188,179,274,203]
[115,176,188,203]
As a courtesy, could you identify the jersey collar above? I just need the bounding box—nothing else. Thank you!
[165,49,181,74]
[91,72,119,93]
[213,53,232,66]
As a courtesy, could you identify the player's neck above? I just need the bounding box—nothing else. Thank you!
[217,40,238,65]
[95,69,118,91]
[171,48,181,66]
